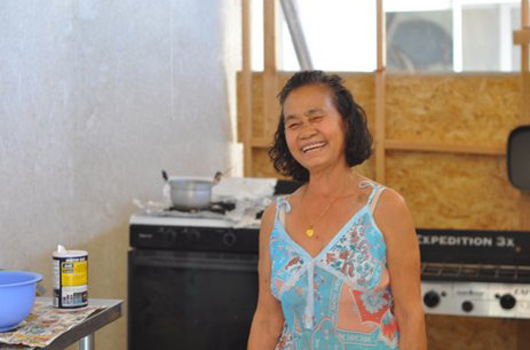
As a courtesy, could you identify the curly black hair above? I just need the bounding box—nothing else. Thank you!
[268,70,372,182]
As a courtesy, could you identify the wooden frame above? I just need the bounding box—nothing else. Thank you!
[263,0,279,148]
[375,0,386,183]
[241,0,252,176]
[240,0,524,173]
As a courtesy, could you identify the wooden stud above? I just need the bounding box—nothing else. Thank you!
[242,0,253,176]
[251,137,272,148]
[385,140,505,156]
[263,0,279,142]
[522,0,529,71]
[513,29,530,45]
[374,0,386,183]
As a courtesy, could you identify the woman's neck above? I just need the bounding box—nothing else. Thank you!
[305,164,359,199]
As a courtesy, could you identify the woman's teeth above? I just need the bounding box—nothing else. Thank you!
[302,142,326,153]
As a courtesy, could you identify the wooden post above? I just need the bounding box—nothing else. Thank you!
[375,0,386,183]
[521,0,530,73]
[242,0,253,176]
[263,0,279,145]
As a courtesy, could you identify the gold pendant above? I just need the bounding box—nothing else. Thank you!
[306,225,314,238]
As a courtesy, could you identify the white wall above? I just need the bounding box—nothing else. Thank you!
[0,0,241,349]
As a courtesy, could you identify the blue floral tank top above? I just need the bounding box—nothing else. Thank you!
[269,182,399,350]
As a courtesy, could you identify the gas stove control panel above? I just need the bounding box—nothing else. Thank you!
[130,224,259,253]
[421,281,530,319]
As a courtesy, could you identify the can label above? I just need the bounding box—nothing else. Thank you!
[53,253,88,308]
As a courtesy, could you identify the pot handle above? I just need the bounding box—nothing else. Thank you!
[162,170,169,182]
[213,171,222,184]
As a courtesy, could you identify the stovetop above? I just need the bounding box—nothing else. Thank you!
[418,229,530,319]
[130,200,261,229]
[421,262,530,284]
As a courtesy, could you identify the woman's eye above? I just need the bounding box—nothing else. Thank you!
[311,116,323,122]
[287,123,300,129]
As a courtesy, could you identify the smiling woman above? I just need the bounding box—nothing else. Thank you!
[247,71,427,350]
[270,72,372,183]
[282,85,349,177]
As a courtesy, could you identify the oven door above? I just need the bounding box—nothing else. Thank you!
[128,249,259,350]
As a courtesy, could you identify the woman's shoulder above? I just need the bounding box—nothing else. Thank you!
[354,175,403,201]
[353,174,409,219]
[276,184,307,209]
[260,201,278,228]
[372,185,414,236]
[378,186,407,208]
[260,191,298,227]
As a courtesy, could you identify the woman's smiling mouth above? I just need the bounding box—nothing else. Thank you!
[301,141,327,153]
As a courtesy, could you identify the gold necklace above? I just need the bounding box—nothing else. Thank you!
[300,181,350,238]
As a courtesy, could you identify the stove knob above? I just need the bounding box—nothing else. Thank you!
[462,301,474,313]
[423,291,440,308]
[187,229,201,242]
[164,229,177,241]
[500,294,517,310]
[223,232,237,247]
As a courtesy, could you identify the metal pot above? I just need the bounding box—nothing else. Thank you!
[162,170,221,209]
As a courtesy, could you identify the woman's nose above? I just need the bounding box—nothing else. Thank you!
[299,122,317,139]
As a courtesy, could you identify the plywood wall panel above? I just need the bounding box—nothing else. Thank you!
[236,74,265,140]
[386,151,520,229]
[341,74,376,131]
[237,73,521,229]
[426,315,517,350]
[386,75,521,145]
[252,148,279,178]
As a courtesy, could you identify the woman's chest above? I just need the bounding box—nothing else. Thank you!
[282,204,368,258]
[271,218,387,288]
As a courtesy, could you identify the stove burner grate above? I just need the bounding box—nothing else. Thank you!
[421,262,530,283]
[167,201,236,215]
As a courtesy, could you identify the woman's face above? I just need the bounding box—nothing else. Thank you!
[282,84,348,173]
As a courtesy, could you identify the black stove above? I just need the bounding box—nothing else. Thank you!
[127,179,303,350]
[418,228,530,318]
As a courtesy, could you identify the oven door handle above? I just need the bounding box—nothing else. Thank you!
[129,250,258,272]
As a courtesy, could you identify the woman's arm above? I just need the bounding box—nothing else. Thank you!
[247,203,285,350]
[374,189,427,350]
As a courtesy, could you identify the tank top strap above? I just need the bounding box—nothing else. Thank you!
[275,196,292,226]
[361,181,386,214]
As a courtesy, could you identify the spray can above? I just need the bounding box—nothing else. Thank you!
[52,245,88,308]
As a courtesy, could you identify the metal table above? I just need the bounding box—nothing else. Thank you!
[38,297,122,350]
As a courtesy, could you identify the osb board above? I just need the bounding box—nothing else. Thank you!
[252,148,280,178]
[386,151,520,230]
[238,73,521,145]
[236,74,287,140]
[425,315,518,350]
[385,75,521,145]
[236,73,375,141]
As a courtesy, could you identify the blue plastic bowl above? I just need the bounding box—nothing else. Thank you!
[0,271,43,332]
